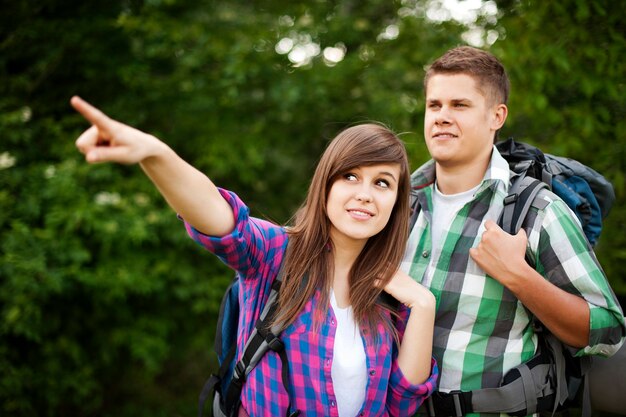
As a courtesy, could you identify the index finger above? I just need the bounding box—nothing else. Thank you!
[484,219,498,230]
[70,96,112,127]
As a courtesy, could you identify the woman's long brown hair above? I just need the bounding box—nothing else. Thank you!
[272,123,411,337]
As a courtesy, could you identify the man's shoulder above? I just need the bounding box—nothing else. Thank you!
[410,159,436,187]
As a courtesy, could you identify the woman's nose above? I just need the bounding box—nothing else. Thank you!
[355,189,373,202]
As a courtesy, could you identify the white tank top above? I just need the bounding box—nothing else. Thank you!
[330,290,367,417]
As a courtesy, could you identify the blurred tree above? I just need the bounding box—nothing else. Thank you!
[0,0,460,415]
[490,0,626,294]
[1,0,623,415]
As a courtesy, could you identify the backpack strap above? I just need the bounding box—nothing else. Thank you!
[408,187,421,232]
[423,336,564,416]
[221,269,301,417]
[499,174,549,236]
[197,343,237,417]
[199,263,301,417]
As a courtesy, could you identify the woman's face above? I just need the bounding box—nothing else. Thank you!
[326,163,401,249]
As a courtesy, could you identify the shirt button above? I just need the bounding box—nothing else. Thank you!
[331,319,336,326]
[422,250,430,258]
[330,400,336,407]
[326,359,331,367]
[369,370,376,376]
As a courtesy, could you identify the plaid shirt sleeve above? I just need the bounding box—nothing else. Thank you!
[386,305,439,414]
[529,194,625,356]
[387,358,438,414]
[183,187,286,278]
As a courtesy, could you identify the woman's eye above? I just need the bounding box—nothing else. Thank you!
[376,179,390,189]
[344,173,358,181]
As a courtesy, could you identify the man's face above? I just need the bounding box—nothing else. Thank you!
[424,73,506,172]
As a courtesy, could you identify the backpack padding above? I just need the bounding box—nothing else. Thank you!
[215,280,240,361]
[499,176,549,235]
[469,360,554,414]
[409,189,420,232]
[588,341,626,414]
[467,331,572,415]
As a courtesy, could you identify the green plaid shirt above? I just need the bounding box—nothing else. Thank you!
[402,147,625,416]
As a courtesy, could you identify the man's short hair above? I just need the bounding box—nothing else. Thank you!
[424,46,510,106]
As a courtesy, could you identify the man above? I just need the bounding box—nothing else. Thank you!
[402,46,625,416]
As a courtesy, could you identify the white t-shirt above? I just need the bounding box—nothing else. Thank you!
[330,290,367,417]
[426,181,479,286]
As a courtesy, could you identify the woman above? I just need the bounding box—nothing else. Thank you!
[71,96,437,417]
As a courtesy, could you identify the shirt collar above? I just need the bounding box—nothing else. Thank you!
[411,145,510,194]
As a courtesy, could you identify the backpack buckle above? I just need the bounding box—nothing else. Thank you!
[233,361,246,382]
[503,193,518,205]
[266,334,285,352]
[427,390,468,417]
[449,390,465,417]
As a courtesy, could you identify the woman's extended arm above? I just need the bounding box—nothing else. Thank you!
[383,270,436,384]
[71,96,234,236]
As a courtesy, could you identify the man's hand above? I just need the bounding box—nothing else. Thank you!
[469,220,528,288]
[470,222,591,347]
[71,96,167,164]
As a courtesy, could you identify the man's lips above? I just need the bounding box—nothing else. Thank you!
[432,132,458,139]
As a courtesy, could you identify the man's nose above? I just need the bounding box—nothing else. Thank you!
[435,106,452,125]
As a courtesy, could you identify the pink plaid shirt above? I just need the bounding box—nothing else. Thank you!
[186,188,438,416]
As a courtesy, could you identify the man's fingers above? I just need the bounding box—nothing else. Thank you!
[484,219,499,231]
[70,96,112,128]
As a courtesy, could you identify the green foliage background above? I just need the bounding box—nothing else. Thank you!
[1,0,624,415]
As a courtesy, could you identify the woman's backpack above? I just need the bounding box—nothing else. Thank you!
[197,267,300,417]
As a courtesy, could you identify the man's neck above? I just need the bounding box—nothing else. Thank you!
[435,157,490,195]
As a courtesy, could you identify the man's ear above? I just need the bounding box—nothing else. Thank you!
[491,104,508,130]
